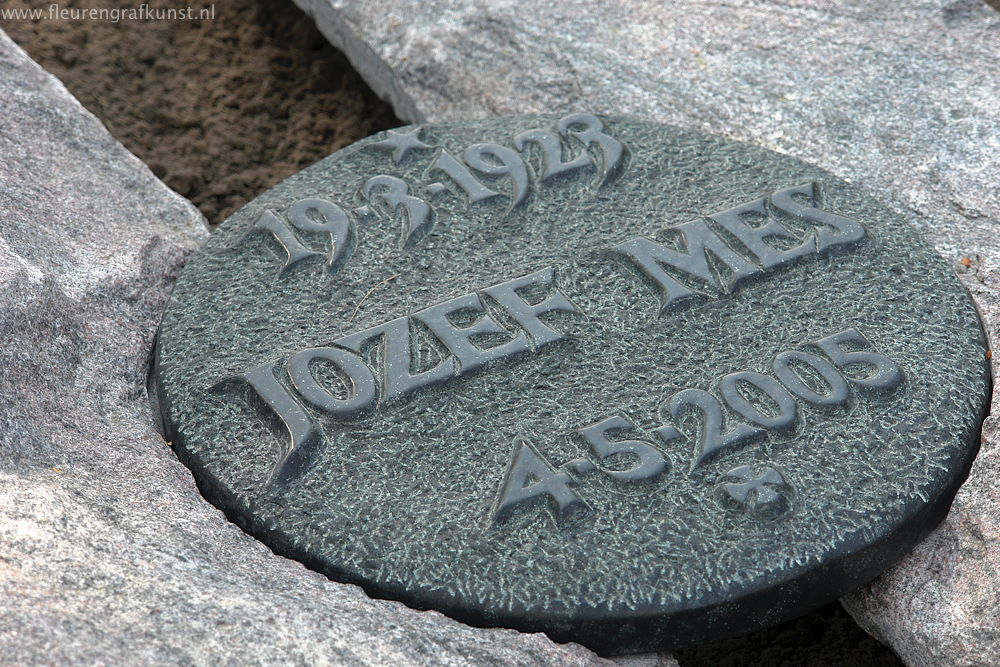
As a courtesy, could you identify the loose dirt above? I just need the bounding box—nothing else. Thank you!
[1,0,398,224]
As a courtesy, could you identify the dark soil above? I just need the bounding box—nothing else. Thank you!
[1,1,905,664]
[1,0,398,224]
[674,602,902,666]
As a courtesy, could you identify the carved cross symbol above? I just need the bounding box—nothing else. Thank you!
[370,127,435,163]
[722,465,787,507]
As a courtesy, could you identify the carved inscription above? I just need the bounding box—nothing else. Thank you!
[613,183,866,312]
[236,268,580,484]
[226,109,876,512]
[493,439,592,524]
[492,327,903,526]
[492,415,670,525]
[721,465,787,506]
[717,465,794,519]
[246,113,626,275]
[231,177,874,494]
[250,198,355,274]
[663,328,902,467]
[361,175,434,248]
[370,126,435,163]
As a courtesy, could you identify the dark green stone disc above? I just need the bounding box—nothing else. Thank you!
[154,115,989,654]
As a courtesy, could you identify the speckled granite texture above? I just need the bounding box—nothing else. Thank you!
[0,30,605,666]
[155,116,988,654]
[289,2,1000,664]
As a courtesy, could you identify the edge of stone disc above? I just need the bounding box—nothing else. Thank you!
[151,116,993,655]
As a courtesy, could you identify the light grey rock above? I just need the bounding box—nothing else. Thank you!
[0,29,603,666]
[292,0,1000,664]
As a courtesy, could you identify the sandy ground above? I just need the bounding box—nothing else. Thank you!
[0,1,906,664]
[1,0,397,224]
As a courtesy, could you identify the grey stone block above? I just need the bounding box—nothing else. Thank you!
[290,1,1000,664]
[0,29,603,666]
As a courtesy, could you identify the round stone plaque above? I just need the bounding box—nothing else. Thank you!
[154,115,989,654]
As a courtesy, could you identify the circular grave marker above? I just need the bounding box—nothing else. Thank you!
[154,115,990,654]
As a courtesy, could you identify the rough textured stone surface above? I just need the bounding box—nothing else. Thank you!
[155,115,987,654]
[290,0,1000,664]
[0,30,603,665]
[840,257,1000,667]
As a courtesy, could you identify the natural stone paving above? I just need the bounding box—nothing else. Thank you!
[0,29,608,665]
[291,1,1000,664]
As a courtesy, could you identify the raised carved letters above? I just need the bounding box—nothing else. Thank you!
[709,197,814,270]
[233,118,879,524]
[558,113,625,186]
[238,360,320,485]
[362,175,434,248]
[252,198,354,274]
[772,351,850,406]
[663,326,901,467]
[429,149,502,205]
[719,372,798,433]
[666,389,763,467]
[236,267,580,484]
[492,415,669,525]
[614,219,763,309]
[287,346,378,416]
[612,184,867,312]
[770,183,865,252]
[814,328,903,390]
[252,210,321,272]
[244,113,627,276]
[492,438,589,524]
[579,416,669,482]
[492,326,904,525]
[413,292,531,374]
[337,317,457,402]
[513,128,591,180]
[481,267,579,347]
[462,143,530,210]
[236,178,875,493]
